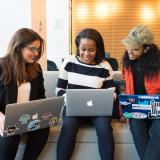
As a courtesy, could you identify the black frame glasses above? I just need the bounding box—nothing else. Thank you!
[26,46,41,53]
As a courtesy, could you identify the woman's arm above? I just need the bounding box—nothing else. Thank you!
[56,59,69,96]
[0,112,5,133]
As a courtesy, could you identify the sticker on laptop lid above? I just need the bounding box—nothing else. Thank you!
[49,117,58,126]
[148,100,160,119]
[27,119,41,131]
[123,112,133,119]
[5,125,19,136]
[19,114,31,125]
[32,113,38,120]
[42,112,52,120]
[119,101,131,106]
[132,112,147,119]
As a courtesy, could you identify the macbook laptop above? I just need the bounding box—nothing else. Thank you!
[66,88,114,116]
[119,94,160,119]
[1,96,64,137]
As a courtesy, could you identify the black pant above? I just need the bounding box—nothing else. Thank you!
[0,127,50,160]
[130,119,160,160]
[57,114,114,160]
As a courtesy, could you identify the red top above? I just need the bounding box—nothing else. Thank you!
[123,67,160,95]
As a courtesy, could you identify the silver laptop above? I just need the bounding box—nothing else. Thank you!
[66,88,114,116]
[1,96,64,137]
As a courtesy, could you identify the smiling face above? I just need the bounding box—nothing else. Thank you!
[126,46,145,60]
[78,38,97,64]
[21,40,41,63]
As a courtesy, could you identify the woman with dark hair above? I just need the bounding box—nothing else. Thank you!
[0,28,50,160]
[56,28,115,160]
[121,25,160,160]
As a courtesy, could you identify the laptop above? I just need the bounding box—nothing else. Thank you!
[66,88,114,116]
[1,96,64,137]
[119,94,160,119]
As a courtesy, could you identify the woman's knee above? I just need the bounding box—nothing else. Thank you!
[61,118,81,134]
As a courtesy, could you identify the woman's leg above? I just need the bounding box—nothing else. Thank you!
[22,127,50,160]
[144,119,160,160]
[90,116,114,160]
[0,135,20,160]
[129,119,149,160]
[57,116,83,160]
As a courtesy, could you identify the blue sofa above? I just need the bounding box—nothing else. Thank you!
[15,71,139,160]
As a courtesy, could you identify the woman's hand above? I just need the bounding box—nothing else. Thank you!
[114,92,117,100]
[0,112,5,133]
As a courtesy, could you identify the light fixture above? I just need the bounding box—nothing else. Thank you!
[96,2,109,17]
[76,5,88,20]
[141,6,154,21]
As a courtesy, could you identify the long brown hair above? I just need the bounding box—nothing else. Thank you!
[0,28,45,85]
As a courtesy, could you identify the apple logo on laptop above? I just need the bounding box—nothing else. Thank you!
[87,100,93,107]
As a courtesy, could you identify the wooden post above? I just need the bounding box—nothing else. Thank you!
[31,0,47,70]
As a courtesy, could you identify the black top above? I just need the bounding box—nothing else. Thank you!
[0,64,45,113]
[130,59,146,94]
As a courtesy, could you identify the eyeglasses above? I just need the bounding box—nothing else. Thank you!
[26,46,41,53]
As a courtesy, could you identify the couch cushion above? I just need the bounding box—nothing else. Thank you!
[43,71,59,97]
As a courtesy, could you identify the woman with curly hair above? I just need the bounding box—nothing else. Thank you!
[121,25,160,160]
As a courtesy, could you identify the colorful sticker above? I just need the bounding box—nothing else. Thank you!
[6,125,19,136]
[42,112,52,120]
[148,100,160,119]
[49,117,58,126]
[132,112,147,119]
[123,112,133,119]
[32,113,38,120]
[19,114,31,125]
[27,119,41,131]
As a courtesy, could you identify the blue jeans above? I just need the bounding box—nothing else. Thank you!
[129,119,160,160]
[57,109,114,160]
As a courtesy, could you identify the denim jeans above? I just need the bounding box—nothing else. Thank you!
[57,108,114,160]
[129,119,160,160]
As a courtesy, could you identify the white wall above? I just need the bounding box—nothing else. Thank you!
[46,0,70,68]
[0,0,31,57]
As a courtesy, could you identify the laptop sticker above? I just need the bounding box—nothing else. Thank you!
[19,114,31,125]
[27,119,41,131]
[42,112,52,120]
[32,113,38,120]
[148,99,160,119]
[49,117,58,126]
[6,125,19,136]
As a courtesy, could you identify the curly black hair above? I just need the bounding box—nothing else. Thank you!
[122,44,160,79]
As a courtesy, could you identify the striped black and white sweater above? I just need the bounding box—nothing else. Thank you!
[56,56,115,96]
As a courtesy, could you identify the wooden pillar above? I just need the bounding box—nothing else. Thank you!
[31,0,47,70]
